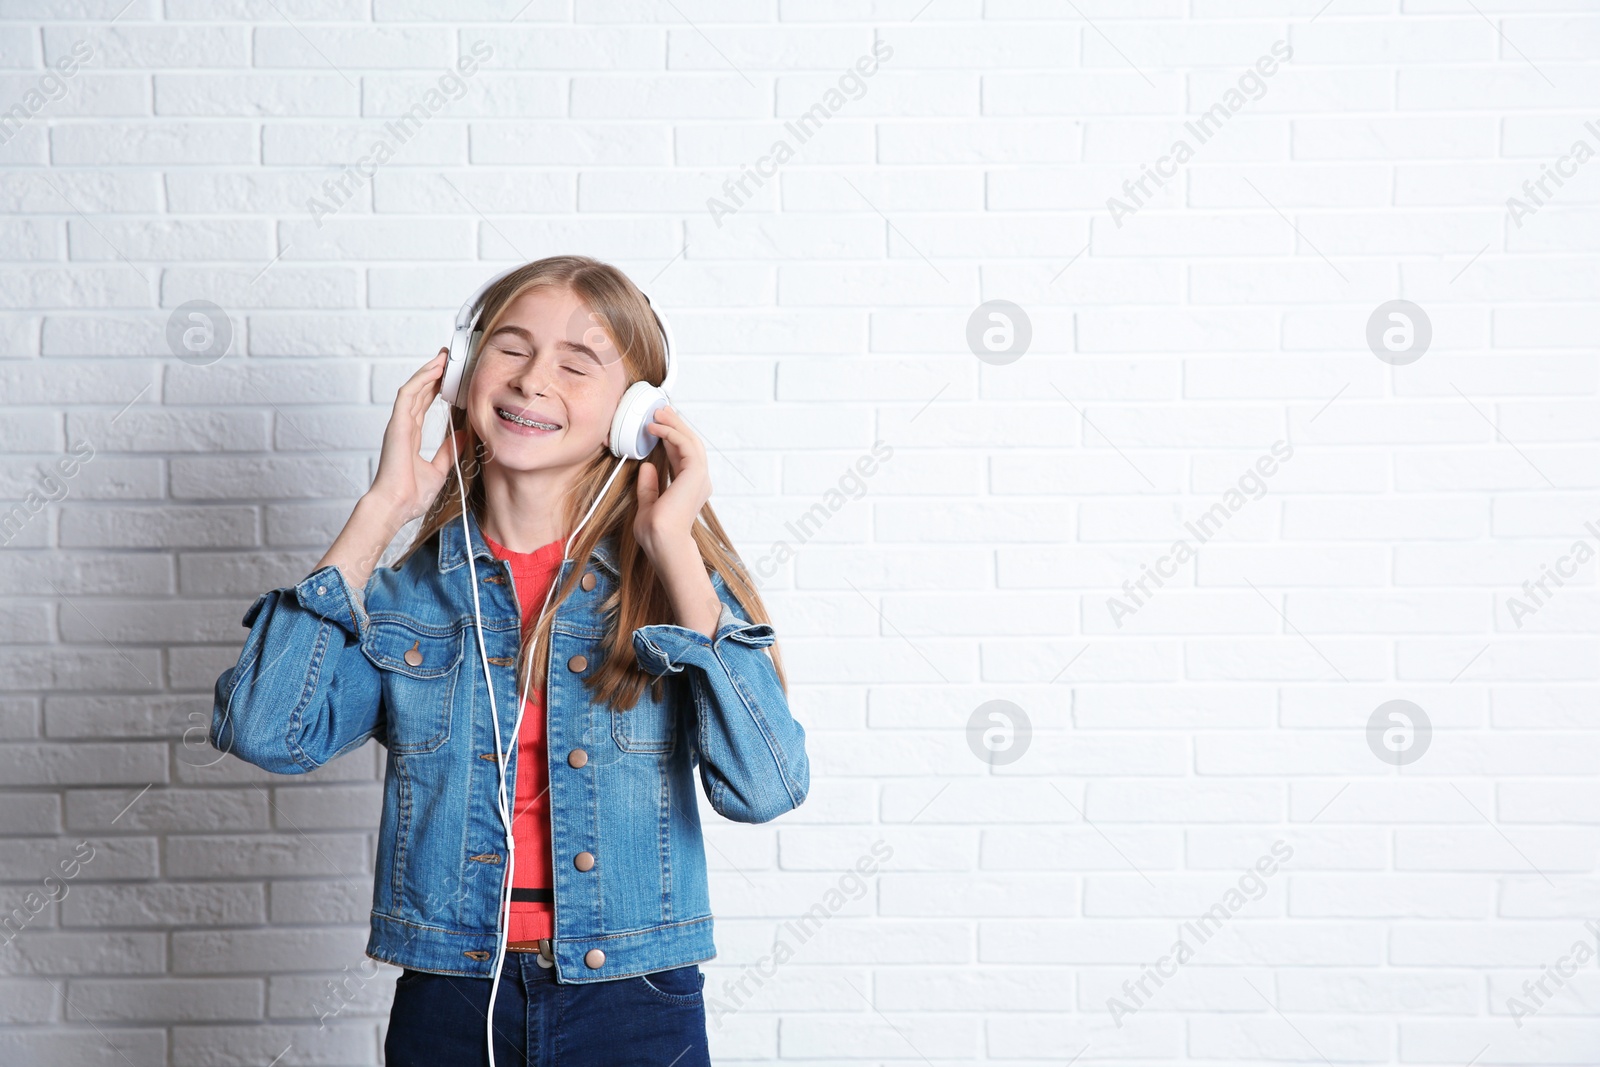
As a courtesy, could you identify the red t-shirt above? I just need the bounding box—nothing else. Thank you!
[480,529,564,943]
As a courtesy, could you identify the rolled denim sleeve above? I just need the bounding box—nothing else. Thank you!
[210,563,385,774]
[632,577,809,824]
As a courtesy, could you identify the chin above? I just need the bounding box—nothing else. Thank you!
[484,429,593,472]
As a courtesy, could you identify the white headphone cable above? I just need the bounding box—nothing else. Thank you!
[439,421,511,1063]
[441,416,629,1067]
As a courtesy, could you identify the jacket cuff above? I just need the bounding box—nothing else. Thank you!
[632,603,775,676]
[291,564,368,641]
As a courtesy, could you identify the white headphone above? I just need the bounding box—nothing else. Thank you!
[439,263,678,461]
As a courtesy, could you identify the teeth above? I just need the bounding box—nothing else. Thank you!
[497,408,558,430]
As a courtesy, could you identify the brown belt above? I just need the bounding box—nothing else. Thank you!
[507,938,554,960]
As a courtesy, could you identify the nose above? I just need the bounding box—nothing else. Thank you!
[506,350,554,397]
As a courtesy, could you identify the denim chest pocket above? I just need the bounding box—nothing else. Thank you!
[611,678,679,754]
[362,618,464,754]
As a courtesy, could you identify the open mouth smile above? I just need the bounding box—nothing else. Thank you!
[496,407,561,432]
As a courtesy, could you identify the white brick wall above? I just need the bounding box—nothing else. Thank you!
[2,2,1598,1065]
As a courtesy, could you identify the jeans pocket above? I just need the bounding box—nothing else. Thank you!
[638,965,703,1004]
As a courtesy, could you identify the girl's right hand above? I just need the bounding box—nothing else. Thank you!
[365,348,470,525]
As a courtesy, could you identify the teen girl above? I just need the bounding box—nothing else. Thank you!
[211,256,811,1065]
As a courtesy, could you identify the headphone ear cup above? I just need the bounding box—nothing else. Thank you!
[440,327,477,408]
[609,382,668,461]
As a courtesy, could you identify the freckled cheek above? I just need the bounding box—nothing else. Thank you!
[576,398,617,435]
[564,381,623,434]
[468,371,510,413]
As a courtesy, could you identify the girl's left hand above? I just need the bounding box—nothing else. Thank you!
[634,405,712,562]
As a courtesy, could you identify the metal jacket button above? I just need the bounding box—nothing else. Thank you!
[568,748,588,768]
[580,571,596,591]
[574,851,594,871]
[404,641,423,667]
[584,948,605,968]
[567,654,587,673]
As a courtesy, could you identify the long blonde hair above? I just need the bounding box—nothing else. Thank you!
[397,255,785,711]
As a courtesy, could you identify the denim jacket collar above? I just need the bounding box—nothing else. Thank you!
[435,506,620,579]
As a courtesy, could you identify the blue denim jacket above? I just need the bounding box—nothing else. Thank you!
[209,506,809,982]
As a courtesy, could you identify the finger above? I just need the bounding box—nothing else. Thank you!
[654,406,695,439]
[419,354,447,410]
[647,411,692,441]
[648,423,688,471]
[648,418,702,464]
[401,389,431,430]
[654,407,697,441]
[394,352,450,426]
[405,348,449,387]
[398,348,450,403]
[635,460,660,508]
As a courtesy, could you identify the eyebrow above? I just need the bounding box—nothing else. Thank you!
[484,324,604,365]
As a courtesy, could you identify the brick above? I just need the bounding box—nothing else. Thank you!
[65,788,268,833]
[68,409,269,452]
[42,25,247,68]
[170,1022,373,1064]
[170,927,370,974]
[165,834,372,880]
[163,362,363,404]
[52,122,255,165]
[0,976,57,1022]
[0,1030,166,1065]
[155,74,355,117]
[270,784,381,831]
[269,878,372,925]
[60,506,258,550]
[63,883,266,927]
[173,549,311,603]
[169,456,368,501]
[262,121,463,166]
[66,978,262,1022]
[0,932,166,976]
[68,219,270,262]
[0,744,167,786]
[0,790,57,832]
[0,836,158,881]
[268,969,395,1021]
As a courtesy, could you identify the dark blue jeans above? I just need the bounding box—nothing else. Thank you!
[384,954,711,1067]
